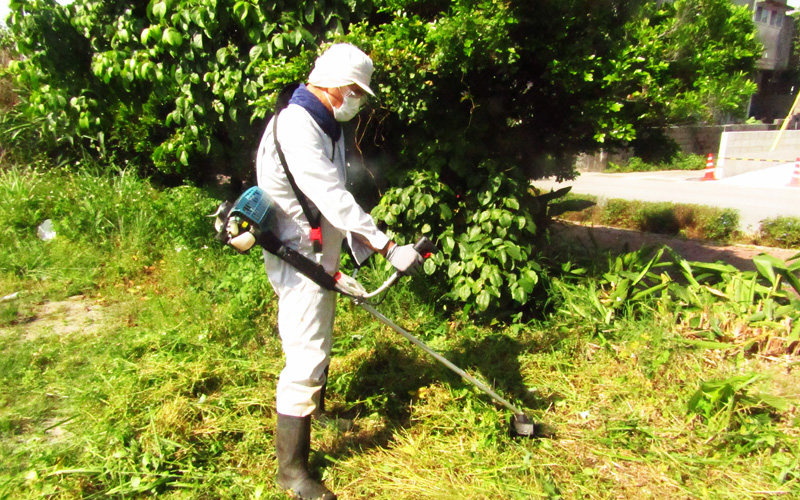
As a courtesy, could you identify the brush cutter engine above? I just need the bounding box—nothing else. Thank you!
[212,186,276,253]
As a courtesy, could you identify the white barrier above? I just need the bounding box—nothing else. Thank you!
[716,130,800,178]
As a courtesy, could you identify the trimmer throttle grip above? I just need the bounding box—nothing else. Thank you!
[413,236,438,259]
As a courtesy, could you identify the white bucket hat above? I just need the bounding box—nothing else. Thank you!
[308,43,375,96]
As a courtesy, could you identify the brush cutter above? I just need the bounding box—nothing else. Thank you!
[212,187,540,438]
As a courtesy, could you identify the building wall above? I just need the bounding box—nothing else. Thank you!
[756,1,792,70]
[732,1,796,122]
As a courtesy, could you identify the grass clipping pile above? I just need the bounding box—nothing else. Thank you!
[677,308,799,359]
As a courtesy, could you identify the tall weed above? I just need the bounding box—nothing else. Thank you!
[606,153,706,172]
[559,196,742,243]
[0,165,218,298]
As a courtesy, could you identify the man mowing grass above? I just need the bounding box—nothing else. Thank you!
[255,43,423,500]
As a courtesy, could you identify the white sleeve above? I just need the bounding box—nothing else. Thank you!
[276,108,390,262]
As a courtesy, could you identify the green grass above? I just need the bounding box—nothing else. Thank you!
[1,165,798,499]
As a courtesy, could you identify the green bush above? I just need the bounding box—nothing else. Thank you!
[606,153,706,173]
[607,157,656,173]
[2,0,355,180]
[758,216,800,249]
[559,197,742,243]
[372,162,548,316]
[634,202,680,234]
[672,152,707,171]
[698,208,739,242]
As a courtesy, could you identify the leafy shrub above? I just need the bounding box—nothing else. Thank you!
[634,202,680,234]
[758,216,800,249]
[672,153,706,171]
[698,208,739,242]
[607,157,656,173]
[606,153,706,173]
[553,246,800,351]
[372,162,547,316]
[3,0,360,180]
[0,28,17,113]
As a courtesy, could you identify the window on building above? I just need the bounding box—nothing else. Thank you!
[755,6,769,24]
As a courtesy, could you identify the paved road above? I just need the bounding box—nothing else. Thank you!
[534,164,800,232]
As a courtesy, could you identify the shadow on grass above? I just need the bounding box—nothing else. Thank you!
[444,333,554,413]
[323,329,555,459]
[322,341,440,455]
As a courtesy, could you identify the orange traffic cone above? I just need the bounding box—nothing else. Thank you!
[789,158,800,187]
[701,153,716,181]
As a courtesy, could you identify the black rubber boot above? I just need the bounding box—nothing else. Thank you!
[318,366,329,415]
[276,413,336,500]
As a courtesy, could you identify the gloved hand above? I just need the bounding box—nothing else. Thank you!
[386,243,424,275]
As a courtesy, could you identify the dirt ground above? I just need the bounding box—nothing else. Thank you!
[551,222,799,271]
[1,294,115,341]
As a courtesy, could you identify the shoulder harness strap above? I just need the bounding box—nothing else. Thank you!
[273,112,323,253]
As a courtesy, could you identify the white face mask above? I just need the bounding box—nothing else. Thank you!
[327,88,364,122]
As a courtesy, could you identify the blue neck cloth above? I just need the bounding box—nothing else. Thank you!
[288,84,341,142]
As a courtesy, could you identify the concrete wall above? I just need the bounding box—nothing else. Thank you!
[575,125,796,175]
[664,126,724,156]
[717,129,800,177]
[575,149,633,172]
[663,125,778,157]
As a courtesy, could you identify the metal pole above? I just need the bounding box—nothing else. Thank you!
[357,301,524,415]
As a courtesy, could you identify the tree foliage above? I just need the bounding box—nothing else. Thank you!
[3,0,761,182]
[623,0,761,126]
[351,0,760,183]
[354,0,760,313]
[5,0,370,180]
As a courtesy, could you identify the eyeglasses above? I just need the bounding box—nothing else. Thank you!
[342,86,367,100]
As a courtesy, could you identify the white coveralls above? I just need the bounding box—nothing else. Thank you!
[256,103,390,417]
